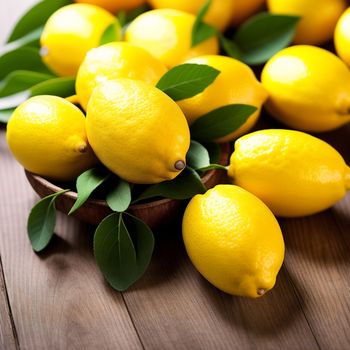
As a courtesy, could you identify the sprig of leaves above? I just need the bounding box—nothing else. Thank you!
[27,189,69,252]
[93,212,154,291]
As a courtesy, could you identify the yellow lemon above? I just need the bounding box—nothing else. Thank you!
[40,4,120,77]
[231,0,266,26]
[183,184,285,298]
[125,9,219,68]
[267,0,347,45]
[7,96,97,181]
[76,42,167,110]
[228,130,350,217]
[75,0,147,12]
[86,79,190,184]
[147,0,235,31]
[335,8,350,67]
[261,45,350,132]
[177,55,268,142]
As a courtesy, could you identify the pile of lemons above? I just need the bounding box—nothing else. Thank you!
[6,0,350,298]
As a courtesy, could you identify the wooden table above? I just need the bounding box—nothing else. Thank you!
[1,2,350,349]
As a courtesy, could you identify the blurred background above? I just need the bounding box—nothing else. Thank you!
[0,0,36,44]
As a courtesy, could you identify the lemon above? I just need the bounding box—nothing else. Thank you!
[76,42,167,110]
[86,79,190,184]
[182,184,285,298]
[125,9,219,68]
[177,55,268,142]
[335,8,350,67]
[228,130,350,217]
[147,0,235,31]
[7,96,97,181]
[40,4,120,77]
[261,45,350,132]
[267,0,347,45]
[75,0,146,12]
[231,0,266,26]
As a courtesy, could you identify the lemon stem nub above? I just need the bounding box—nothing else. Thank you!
[40,46,49,57]
[78,144,88,153]
[175,160,186,171]
[257,288,266,296]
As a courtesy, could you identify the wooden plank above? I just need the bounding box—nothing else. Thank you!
[279,124,350,349]
[0,130,143,350]
[0,256,18,350]
[281,206,350,350]
[122,226,319,350]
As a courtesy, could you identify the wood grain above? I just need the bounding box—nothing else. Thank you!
[0,256,18,350]
[279,124,350,350]
[0,130,142,350]
[122,226,319,350]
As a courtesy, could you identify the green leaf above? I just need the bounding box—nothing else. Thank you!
[69,168,110,215]
[30,76,75,96]
[106,179,132,212]
[27,189,69,252]
[0,77,76,110]
[0,109,14,124]
[0,47,51,80]
[190,104,257,142]
[123,213,154,280]
[93,212,154,291]
[198,164,228,172]
[191,0,217,47]
[1,27,42,56]
[7,0,72,42]
[100,21,122,45]
[218,34,241,60]
[186,141,210,170]
[0,70,53,97]
[135,167,206,202]
[233,13,300,65]
[156,64,220,101]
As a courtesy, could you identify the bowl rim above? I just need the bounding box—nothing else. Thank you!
[25,143,230,210]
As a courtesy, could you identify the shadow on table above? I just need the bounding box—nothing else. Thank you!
[280,212,350,265]
[194,265,306,336]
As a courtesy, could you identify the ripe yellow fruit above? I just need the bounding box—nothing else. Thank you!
[177,55,268,142]
[40,4,119,77]
[76,42,167,110]
[125,9,219,68]
[75,0,146,12]
[228,130,350,217]
[267,0,347,45]
[7,96,97,181]
[261,46,350,132]
[86,79,190,184]
[147,0,235,31]
[231,0,265,26]
[335,8,350,67]
[182,185,285,298]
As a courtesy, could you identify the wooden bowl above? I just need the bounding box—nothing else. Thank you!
[25,144,230,229]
